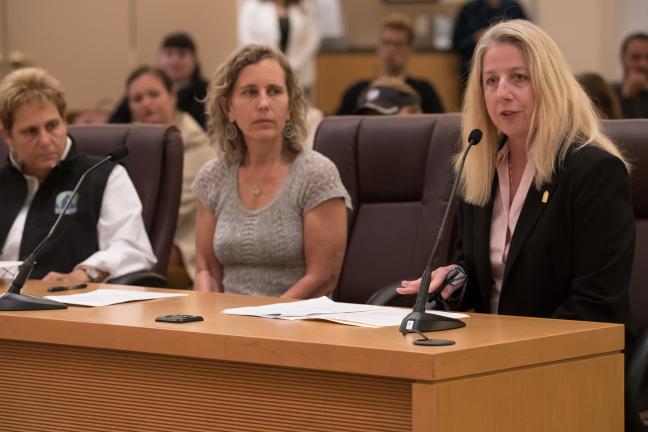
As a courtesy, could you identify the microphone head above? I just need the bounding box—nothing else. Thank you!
[109,146,129,162]
[468,129,483,146]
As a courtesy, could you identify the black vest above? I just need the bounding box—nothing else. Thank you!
[0,141,114,278]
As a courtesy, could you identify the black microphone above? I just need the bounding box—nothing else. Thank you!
[399,129,482,334]
[0,144,129,311]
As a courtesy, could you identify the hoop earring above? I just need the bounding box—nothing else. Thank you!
[283,120,295,140]
[225,122,238,140]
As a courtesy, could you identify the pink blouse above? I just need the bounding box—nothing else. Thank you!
[489,144,535,312]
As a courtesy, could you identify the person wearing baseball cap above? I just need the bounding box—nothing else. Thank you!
[354,77,422,115]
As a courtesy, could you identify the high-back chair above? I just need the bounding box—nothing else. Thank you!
[314,114,462,304]
[0,124,184,285]
[603,119,648,432]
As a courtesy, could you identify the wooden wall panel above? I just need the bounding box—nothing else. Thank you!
[413,353,624,432]
[5,0,131,111]
[0,340,412,431]
[135,0,237,82]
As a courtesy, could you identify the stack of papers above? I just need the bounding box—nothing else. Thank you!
[0,261,22,279]
[223,296,468,328]
[45,288,187,307]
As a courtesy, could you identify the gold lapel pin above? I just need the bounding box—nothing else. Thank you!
[541,190,549,203]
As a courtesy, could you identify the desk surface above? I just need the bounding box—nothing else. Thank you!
[0,281,623,382]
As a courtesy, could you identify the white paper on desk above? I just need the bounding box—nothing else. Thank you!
[223,296,469,327]
[302,307,469,327]
[0,261,22,279]
[223,296,382,318]
[44,288,187,307]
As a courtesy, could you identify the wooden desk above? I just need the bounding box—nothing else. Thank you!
[0,282,624,431]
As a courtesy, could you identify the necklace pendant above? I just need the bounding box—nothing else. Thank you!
[252,185,262,198]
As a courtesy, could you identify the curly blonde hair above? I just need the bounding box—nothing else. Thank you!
[205,44,308,164]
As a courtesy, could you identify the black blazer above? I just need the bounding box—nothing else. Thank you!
[455,145,635,338]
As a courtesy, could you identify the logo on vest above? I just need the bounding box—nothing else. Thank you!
[54,191,78,215]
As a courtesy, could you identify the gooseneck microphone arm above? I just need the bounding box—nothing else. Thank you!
[399,129,482,334]
[9,153,112,294]
[0,144,129,311]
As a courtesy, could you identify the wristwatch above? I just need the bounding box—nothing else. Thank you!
[80,266,103,282]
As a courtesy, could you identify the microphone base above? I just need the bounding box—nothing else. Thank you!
[0,292,68,311]
[399,311,465,334]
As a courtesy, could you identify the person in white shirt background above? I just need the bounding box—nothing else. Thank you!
[238,0,324,149]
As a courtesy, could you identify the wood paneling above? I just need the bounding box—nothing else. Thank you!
[3,0,237,111]
[0,340,411,431]
[414,353,624,432]
[135,0,237,81]
[5,0,131,110]
[0,282,624,383]
[0,282,625,430]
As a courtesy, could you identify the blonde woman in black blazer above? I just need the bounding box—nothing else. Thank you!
[398,20,635,342]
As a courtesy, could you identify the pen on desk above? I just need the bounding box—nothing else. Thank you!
[47,283,88,293]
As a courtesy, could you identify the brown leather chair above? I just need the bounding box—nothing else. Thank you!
[314,114,462,304]
[602,119,648,432]
[0,124,183,285]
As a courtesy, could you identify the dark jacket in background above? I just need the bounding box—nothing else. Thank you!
[336,77,445,115]
[612,83,648,119]
[452,0,528,84]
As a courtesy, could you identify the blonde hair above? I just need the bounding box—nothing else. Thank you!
[0,67,67,131]
[459,20,628,206]
[205,44,307,164]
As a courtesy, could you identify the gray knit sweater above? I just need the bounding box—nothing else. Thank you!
[193,150,351,296]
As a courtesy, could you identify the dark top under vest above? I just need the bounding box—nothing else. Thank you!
[0,141,114,278]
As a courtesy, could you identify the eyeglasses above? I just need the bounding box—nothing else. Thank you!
[379,38,408,49]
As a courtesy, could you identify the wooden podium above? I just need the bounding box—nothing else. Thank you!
[0,282,624,431]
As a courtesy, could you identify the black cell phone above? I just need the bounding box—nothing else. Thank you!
[155,314,204,323]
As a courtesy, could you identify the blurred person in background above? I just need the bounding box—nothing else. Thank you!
[613,32,648,118]
[576,72,622,119]
[126,66,216,288]
[111,32,209,129]
[354,77,422,115]
[336,12,444,115]
[453,0,528,91]
[238,0,321,100]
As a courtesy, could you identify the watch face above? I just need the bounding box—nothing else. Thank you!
[86,267,101,282]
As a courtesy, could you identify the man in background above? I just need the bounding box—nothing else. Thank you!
[613,32,648,118]
[336,13,444,115]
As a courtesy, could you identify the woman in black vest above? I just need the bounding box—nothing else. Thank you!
[0,67,156,282]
